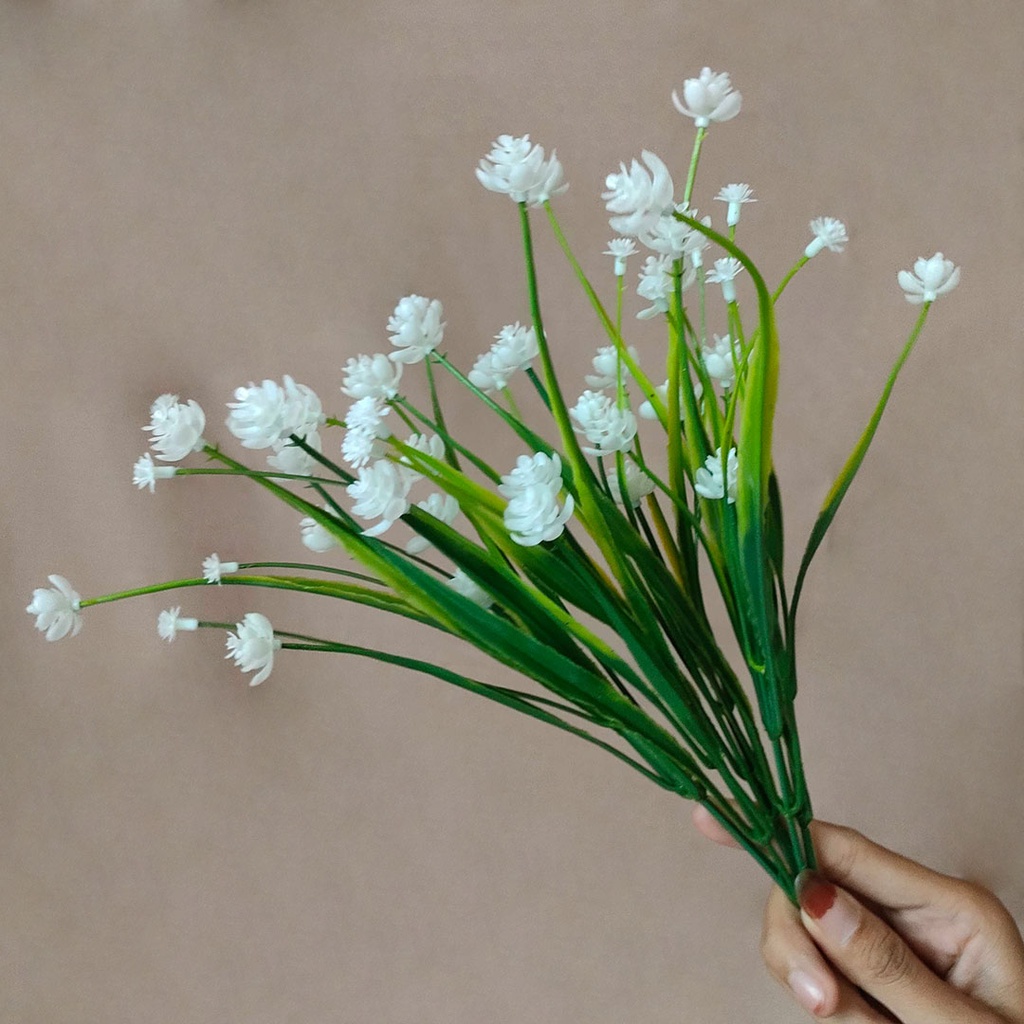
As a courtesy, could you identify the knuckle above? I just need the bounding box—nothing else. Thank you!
[858,925,915,987]
[828,826,866,882]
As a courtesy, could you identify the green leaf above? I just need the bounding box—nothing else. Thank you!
[789,304,931,631]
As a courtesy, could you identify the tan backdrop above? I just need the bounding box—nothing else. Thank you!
[3,2,1022,1021]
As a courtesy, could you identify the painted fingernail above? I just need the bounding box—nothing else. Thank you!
[787,969,826,1015]
[796,870,859,946]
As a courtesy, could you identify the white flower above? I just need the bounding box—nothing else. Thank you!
[638,380,670,420]
[640,212,695,258]
[611,460,656,508]
[157,607,198,642]
[638,378,701,419]
[225,612,281,687]
[387,295,445,365]
[341,353,403,400]
[498,451,566,496]
[702,334,739,389]
[476,134,568,206]
[347,459,412,537]
[341,396,391,469]
[706,257,745,302]
[694,447,738,503]
[604,238,639,276]
[636,254,675,319]
[672,68,742,128]
[267,429,323,476]
[225,376,324,450]
[569,390,638,456]
[714,183,755,227]
[805,217,849,258]
[398,432,446,485]
[26,575,82,641]
[492,322,539,372]
[447,569,494,609]
[467,350,507,393]
[897,252,961,304]
[603,151,675,237]
[585,344,639,389]
[469,322,539,392]
[500,452,575,547]
[406,492,460,555]
[300,504,343,552]
[132,452,178,493]
[203,554,239,584]
[143,394,206,462]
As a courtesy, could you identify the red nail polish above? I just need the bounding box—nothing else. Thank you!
[796,870,837,920]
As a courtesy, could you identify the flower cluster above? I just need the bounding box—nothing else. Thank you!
[27,68,966,916]
[468,322,539,393]
[476,135,568,207]
[498,453,574,547]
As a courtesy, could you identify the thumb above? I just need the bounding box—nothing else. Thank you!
[795,871,998,1024]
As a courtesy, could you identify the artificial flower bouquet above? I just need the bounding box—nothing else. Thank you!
[27,69,959,905]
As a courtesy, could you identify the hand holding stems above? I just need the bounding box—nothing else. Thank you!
[693,807,1024,1022]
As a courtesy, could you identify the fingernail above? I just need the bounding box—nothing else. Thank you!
[796,870,859,946]
[786,969,826,1015]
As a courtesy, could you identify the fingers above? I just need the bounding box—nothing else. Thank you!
[761,883,895,1022]
[795,871,1003,1024]
[690,803,741,848]
[807,820,977,915]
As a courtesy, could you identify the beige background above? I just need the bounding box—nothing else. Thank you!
[3,2,1022,1021]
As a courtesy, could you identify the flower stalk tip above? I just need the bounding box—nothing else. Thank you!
[225,612,280,686]
[26,575,83,641]
[897,252,960,303]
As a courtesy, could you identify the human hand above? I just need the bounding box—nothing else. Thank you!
[692,807,1024,1022]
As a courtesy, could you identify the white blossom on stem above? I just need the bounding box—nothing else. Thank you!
[897,252,960,304]
[347,459,412,537]
[702,334,740,389]
[132,452,178,493]
[604,238,639,276]
[715,183,756,227]
[805,217,849,258]
[694,447,738,503]
[706,257,744,302]
[638,380,670,420]
[476,135,568,206]
[469,323,539,392]
[672,68,742,128]
[636,254,676,319]
[603,151,675,237]
[157,607,198,642]
[26,575,82,641]
[640,213,695,258]
[387,295,445,365]
[143,394,207,462]
[499,452,574,547]
[569,390,638,456]
[447,569,494,609]
[267,429,323,476]
[342,396,391,469]
[203,554,239,584]
[300,505,343,552]
[406,492,460,555]
[225,612,281,687]
[611,459,656,508]
[225,376,324,450]
[341,353,403,400]
[398,432,446,485]
[585,344,639,389]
